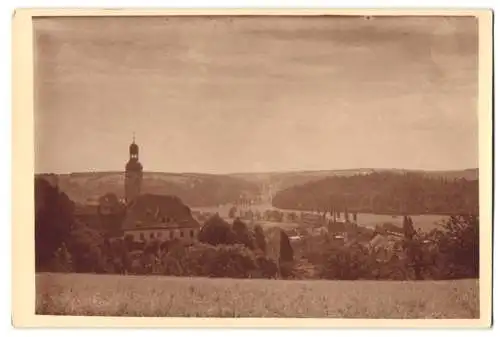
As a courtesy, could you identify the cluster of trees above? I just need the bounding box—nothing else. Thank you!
[35,178,75,270]
[272,172,479,215]
[45,215,296,279]
[36,178,295,278]
[36,176,479,281]
[294,215,479,280]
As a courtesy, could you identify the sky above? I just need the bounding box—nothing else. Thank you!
[33,16,479,174]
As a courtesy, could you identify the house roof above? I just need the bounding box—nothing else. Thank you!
[122,194,199,230]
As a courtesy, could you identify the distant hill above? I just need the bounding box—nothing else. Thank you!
[272,171,479,215]
[36,171,261,208]
[36,168,478,209]
[229,168,479,196]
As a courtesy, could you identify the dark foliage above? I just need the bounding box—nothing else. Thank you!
[264,209,284,222]
[66,221,106,273]
[37,174,478,281]
[254,224,267,254]
[35,178,75,270]
[97,193,126,237]
[319,243,375,280]
[228,206,237,219]
[255,254,279,278]
[272,172,479,215]
[279,230,294,263]
[232,218,256,250]
[198,214,237,245]
[156,243,278,279]
[433,215,479,279]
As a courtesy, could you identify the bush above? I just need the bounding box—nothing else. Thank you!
[158,254,184,276]
[201,244,258,278]
[157,243,261,278]
[422,215,479,279]
[198,214,237,245]
[232,218,256,250]
[278,259,318,280]
[319,243,374,280]
[49,243,73,273]
[228,206,237,219]
[279,262,296,279]
[66,222,106,273]
[255,255,279,279]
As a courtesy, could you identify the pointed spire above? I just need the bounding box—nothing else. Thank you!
[132,132,136,144]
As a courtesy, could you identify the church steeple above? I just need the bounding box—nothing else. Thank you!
[129,133,139,160]
[125,133,143,205]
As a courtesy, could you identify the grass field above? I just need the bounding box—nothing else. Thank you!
[36,273,479,318]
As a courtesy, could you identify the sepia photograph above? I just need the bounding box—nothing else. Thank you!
[12,8,492,328]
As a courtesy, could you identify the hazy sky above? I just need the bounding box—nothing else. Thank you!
[34,16,478,174]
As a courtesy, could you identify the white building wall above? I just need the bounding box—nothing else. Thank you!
[124,227,200,242]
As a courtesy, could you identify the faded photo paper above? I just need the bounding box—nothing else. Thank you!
[12,9,492,328]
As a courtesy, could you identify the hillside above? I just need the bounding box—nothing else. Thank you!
[36,168,478,209]
[272,171,479,215]
[36,171,261,208]
[230,168,479,198]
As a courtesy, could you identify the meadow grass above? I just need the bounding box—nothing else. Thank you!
[36,273,479,318]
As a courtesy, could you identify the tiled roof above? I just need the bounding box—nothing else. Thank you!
[122,194,199,230]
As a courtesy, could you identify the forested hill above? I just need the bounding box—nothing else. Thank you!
[230,168,478,194]
[272,171,479,215]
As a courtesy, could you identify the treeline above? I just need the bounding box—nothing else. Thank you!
[36,177,479,281]
[36,177,291,278]
[49,224,287,279]
[293,215,479,280]
[272,172,479,215]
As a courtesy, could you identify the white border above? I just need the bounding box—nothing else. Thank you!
[3,0,497,335]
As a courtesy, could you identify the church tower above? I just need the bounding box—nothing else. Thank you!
[125,135,143,205]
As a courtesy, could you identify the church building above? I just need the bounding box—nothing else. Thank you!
[121,136,200,242]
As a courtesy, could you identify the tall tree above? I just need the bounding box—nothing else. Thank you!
[254,224,267,254]
[35,178,75,270]
[279,230,294,263]
[98,192,126,237]
[232,218,256,249]
[198,214,237,246]
[228,206,237,219]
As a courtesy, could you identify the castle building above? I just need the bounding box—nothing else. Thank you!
[125,136,143,205]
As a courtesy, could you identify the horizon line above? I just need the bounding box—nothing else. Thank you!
[34,167,480,176]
